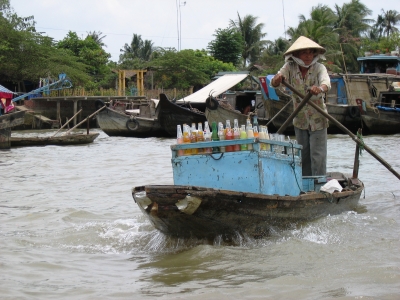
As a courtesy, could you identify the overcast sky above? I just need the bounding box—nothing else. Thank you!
[10,0,398,62]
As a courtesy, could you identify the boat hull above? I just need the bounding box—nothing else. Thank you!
[96,106,168,137]
[158,93,206,136]
[362,107,400,135]
[10,132,99,147]
[0,111,26,149]
[133,178,363,239]
[205,97,273,130]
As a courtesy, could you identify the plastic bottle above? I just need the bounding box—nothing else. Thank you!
[197,122,205,154]
[253,115,259,133]
[225,119,234,152]
[204,121,212,153]
[259,126,266,150]
[233,119,240,151]
[211,121,220,153]
[182,124,191,155]
[253,126,259,139]
[246,119,254,150]
[240,124,248,150]
[218,122,226,153]
[190,122,198,155]
[263,126,271,151]
[176,124,184,156]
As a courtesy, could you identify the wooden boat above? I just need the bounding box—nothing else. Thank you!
[95,98,169,137]
[132,138,363,240]
[158,93,206,136]
[10,132,99,147]
[205,93,274,130]
[354,54,400,134]
[0,110,26,149]
[361,105,400,135]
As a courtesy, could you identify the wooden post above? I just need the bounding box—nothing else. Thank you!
[73,100,78,127]
[352,128,362,179]
[51,108,82,138]
[64,105,105,135]
[57,100,61,127]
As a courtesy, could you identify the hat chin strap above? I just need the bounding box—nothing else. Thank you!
[285,54,325,68]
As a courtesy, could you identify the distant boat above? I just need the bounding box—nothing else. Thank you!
[356,53,400,134]
[0,111,26,149]
[158,93,206,137]
[10,132,99,147]
[205,94,272,130]
[95,98,169,137]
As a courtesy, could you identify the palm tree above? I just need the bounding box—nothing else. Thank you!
[119,34,154,63]
[87,31,106,47]
[333,0,373,40]
[229,13,267,67]
[381,9,400,38]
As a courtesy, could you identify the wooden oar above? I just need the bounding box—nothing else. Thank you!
[51,108,82,138]
[276,89,313,134]
[63,105,106,135]
[266,99,292,127]
[281,80,400,180]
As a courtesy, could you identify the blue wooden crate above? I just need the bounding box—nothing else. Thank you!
[170,139,303,196]
[302,176,327,192]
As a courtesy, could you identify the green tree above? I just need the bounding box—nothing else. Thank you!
[87,30,106,48]
[119,34,154,69]
[149,49,236,89]
[229,13,267,67]
[381,9,400,38]
[207,27,243,66]
[0,1,90,91]
[333,0,373,41]
[57,31,112,87]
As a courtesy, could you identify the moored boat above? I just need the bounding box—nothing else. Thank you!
[95,98,169,137]
[356,54,400,134]
[132,138,364,240]
[0,110,26,149]
[158,93,206,137]
[205,92,273,131]
[10,132,99,147]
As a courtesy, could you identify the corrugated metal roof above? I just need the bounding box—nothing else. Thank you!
[176,73,249,104]
[0,84,14,94]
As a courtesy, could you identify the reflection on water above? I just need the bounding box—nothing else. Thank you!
[1,129,399,299]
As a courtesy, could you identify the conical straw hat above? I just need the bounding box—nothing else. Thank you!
[284,36,326,57]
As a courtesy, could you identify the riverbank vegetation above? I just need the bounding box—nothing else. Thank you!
[0,0,399,95]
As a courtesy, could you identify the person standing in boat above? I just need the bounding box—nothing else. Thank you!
[270,36,331,176]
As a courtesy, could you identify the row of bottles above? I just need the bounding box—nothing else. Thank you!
[176,117,275,156]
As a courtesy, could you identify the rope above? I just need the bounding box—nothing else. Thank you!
[209,153,224,160]
[289,142,303,193]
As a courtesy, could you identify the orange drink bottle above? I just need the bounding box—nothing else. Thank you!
[225,119,234,152]
[197,122,205,154]
[190,122,198,155]
[182,124,191,155]
[233,118,240,151]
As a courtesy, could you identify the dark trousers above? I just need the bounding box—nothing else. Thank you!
[294,127,327,176]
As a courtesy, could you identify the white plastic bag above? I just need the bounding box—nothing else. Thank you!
[320,179,343,194]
